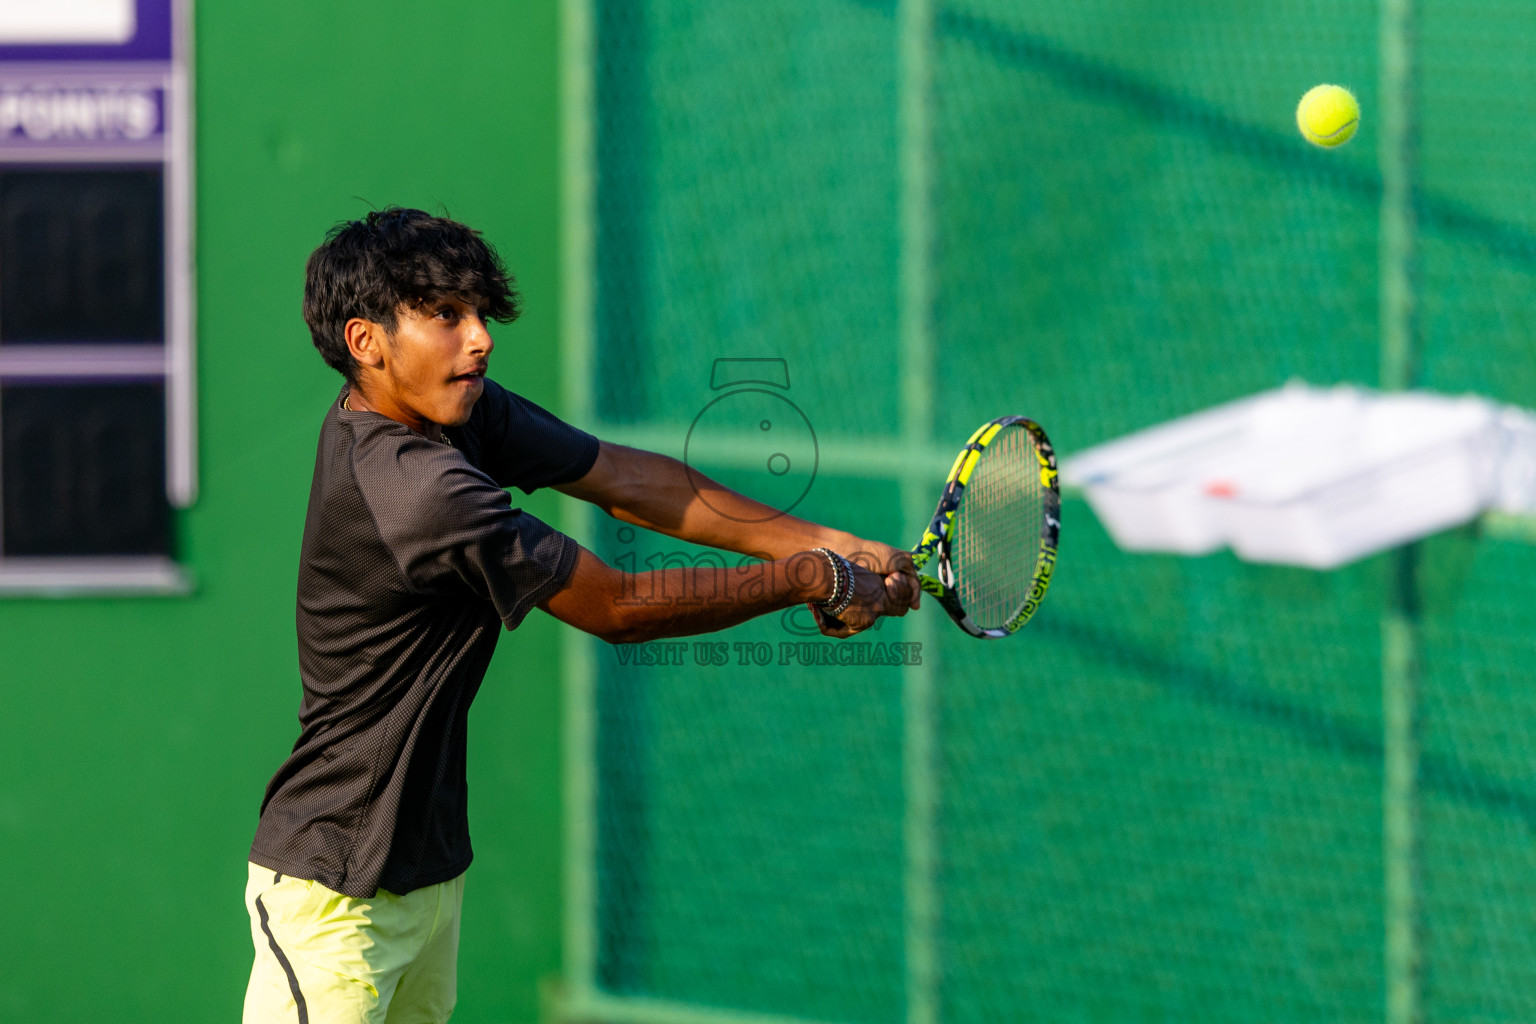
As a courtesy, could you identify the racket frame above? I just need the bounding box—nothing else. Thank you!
[910,415,1060,638]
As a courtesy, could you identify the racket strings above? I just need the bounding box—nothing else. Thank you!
[950,425,1048,630]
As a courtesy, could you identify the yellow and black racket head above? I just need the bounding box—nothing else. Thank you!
[912,416,1060,638]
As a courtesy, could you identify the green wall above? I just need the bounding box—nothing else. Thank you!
[0,2,568,1021]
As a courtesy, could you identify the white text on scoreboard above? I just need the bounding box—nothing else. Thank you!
[0,86,162,143]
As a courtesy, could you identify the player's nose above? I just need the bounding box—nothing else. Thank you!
[467,315,494,356]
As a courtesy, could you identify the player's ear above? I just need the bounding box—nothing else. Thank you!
[344,317,387,370]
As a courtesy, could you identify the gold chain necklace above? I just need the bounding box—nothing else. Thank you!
[343,393,452,447]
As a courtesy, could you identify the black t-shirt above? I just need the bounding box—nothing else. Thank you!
[250,378,599,898]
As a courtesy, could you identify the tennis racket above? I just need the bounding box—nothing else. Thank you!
[910,416,1060,638]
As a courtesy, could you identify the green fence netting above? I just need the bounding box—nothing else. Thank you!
[565,3,1536,1022]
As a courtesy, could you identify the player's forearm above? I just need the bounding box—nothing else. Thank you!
[610,559,822,641]
[541,546,837,644]
[602,449,851,559]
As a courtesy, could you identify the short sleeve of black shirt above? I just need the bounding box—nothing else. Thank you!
[249,379,599,899]
[446,377,600,495]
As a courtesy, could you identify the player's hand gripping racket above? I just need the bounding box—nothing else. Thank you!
[910,416,1060,638]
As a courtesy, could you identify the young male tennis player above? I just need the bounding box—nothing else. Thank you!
[242,208,918,1023]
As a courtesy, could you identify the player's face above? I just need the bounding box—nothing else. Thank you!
[375,293,494,430]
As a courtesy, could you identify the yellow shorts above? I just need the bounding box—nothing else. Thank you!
[242,862,464,1024]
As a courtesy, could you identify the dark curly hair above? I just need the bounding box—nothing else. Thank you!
[302,207,521,381]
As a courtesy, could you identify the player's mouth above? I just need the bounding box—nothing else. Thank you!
[450,364,488,384]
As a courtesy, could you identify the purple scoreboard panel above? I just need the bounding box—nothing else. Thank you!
[0,0,192,591]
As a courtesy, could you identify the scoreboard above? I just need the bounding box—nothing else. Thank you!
[0,0,191,591]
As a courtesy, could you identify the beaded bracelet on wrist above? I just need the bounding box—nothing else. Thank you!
[831,555,856,615]
[812,547,856,617]
[811,547,843,610]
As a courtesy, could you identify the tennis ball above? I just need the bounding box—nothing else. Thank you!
[1296,84,1360,148]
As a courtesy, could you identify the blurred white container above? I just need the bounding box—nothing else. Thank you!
[1061,383,1344,555]
[1062,383,1510,569]
[1219,392,1501,568]
[1494,406,1536,516]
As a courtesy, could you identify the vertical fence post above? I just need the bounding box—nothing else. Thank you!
[1379,0,1421,1022]
[561,0,599,1013]
[899,2,938,1023]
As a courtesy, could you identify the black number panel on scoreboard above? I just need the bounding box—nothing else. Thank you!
[0,0,192,590]
[0,168,165,343]
[1,382,170,556]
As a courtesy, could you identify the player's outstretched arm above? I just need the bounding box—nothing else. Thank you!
[553,441,920,605]
[538,545,911,643]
